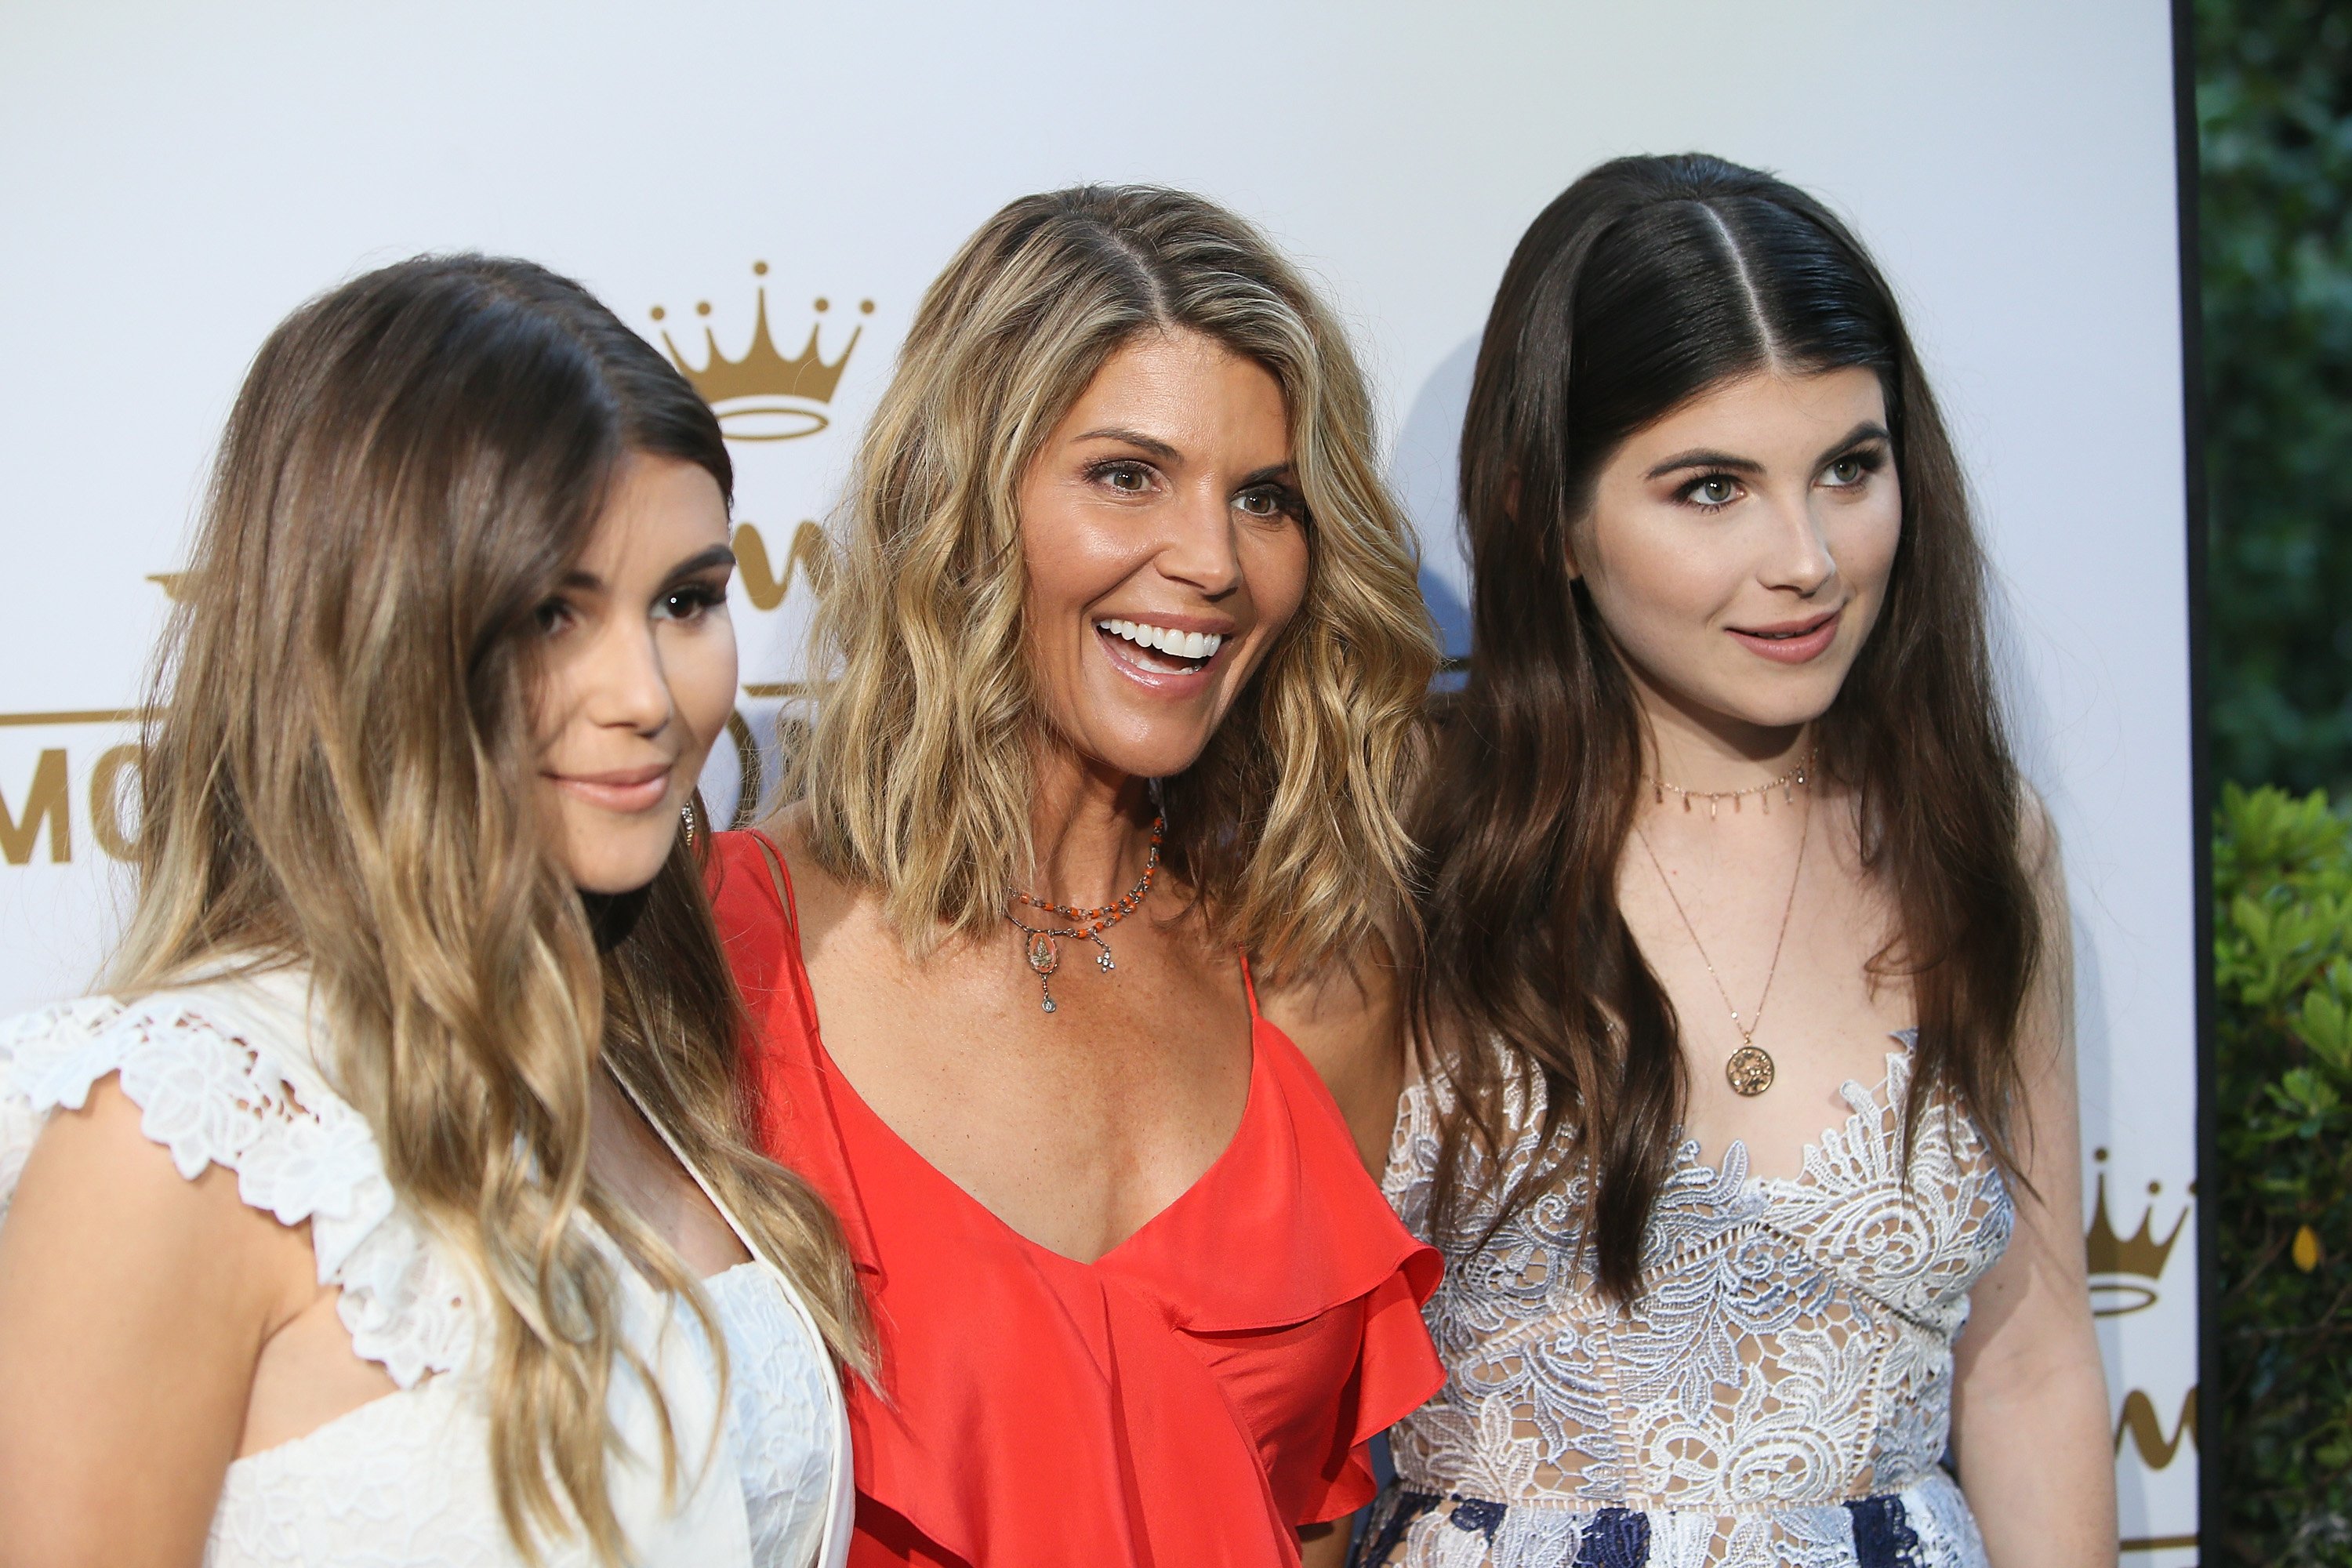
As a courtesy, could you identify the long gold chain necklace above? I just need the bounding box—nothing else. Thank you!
[1646,750,1814,819]
[1632,793,1811,1097]
[1004,815,1163,1014]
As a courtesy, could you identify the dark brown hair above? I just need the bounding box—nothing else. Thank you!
[1412,154,2039,1302]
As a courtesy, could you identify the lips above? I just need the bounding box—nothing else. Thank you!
[1726,608,1842,666]
[1092,613,1236,691]
[546,762,673,814]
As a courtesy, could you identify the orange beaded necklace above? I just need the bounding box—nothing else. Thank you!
[1004,815,1164,1014]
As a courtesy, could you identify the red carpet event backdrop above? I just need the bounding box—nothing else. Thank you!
[0,3,2197,1555]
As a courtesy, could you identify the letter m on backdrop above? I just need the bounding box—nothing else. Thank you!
[1,750,70,863]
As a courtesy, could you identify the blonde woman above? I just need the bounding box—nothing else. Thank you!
[0,256,864,1567]
[707,186,1444,1567]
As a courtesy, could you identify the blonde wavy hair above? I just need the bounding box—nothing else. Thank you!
[108,256,865,1564]
[797,185,1438,975]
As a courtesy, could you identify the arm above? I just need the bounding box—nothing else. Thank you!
[1259,934,1408,1175]
[1950,809,2118,1567]
[0,1076,307,1567]
[1298,1519,1351,1567]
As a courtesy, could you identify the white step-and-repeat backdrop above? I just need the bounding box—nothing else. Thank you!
[2,2,2198,1555]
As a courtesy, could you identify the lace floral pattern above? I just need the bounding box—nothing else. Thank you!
[701,1264,838,1568]
[0,978,840,1567]
[0,986,473,1385]
[1370,1038,2010,1568]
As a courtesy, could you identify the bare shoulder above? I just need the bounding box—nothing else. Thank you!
[2,1072,309,1308]
[1258,932,1409,1174]
[0,1073,310,1560]
[2016,782,2074,991]
[754,800,866,950]
[2008,781,2080,1108]
[2017,782,2067,902]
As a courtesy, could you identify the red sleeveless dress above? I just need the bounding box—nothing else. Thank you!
[706,830,1443,1567]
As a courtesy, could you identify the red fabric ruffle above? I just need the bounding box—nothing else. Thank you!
[707,831,1443,1566]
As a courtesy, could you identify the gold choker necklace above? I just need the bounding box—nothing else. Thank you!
[1647,750,1815,821]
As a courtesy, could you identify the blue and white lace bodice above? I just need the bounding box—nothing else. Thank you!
[1365,1038,2013,1568]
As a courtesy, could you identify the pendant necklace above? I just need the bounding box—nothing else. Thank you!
[1632,784,1812,1098]
[1004,815,1163,1014]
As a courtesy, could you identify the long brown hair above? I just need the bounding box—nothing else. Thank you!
[1413,154,2040,1303]
[795,185,1437,975]
[111,255,863,1563]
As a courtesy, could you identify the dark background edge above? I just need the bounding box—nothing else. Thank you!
[2171,0,2218,1557]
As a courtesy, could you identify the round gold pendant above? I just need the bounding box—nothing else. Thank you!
[1726,1044,1775,1097]
[1025,933,1059,976]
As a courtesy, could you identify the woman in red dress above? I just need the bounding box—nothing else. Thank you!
[707,186,1445,1566]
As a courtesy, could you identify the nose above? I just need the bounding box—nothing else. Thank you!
[583,619,674,735]
[1153,485,1245,600]
[1760,490,1839,599]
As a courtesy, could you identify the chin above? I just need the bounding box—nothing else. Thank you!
[1059,700,1221,782]
[1095,731,1221,784]
[564,834,677,895]
[1730,696,1842,732]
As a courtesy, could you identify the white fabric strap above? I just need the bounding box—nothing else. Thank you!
[601,1065,856,1568]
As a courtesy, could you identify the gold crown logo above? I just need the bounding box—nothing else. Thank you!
[652,262,873,442]
[2085,1147,2189,1316]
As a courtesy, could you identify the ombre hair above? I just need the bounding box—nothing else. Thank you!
[110,256,864,1563]
[794,185,1438,975]
[1414,154,2041,1303]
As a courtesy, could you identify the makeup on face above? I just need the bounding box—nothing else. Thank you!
[532,454,738,894]
[1018,330,1310,783]
[1577,365,1901,739]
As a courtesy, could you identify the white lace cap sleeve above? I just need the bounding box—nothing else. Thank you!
[0,982,474,1388]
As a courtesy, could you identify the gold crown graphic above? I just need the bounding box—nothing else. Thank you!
[652,262,873,441]
[2085,1147,2189,1317]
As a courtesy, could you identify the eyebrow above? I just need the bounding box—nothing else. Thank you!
[1073,426,1183,463]
[553,543,735,594]
[1820,421,1893,459]
[1642,420,1892,481]
[1645,447,1761,481]
[666,544,737,580]
[1237,461,1297,488]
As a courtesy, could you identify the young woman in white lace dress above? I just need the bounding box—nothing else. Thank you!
[1367,156,2115,1566]
[0,257,863,1567]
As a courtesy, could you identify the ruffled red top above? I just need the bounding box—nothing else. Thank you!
[706,830,1443,1567]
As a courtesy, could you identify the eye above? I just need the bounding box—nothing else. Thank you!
[535,597,576,637]
[1234,484,1302,522]
[654,584,727,623]
[1824,455,1867,487]
[1089,459,1157,495]
[1682,475,1743,512]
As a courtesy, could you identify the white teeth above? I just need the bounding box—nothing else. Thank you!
[1094,619,1225,664]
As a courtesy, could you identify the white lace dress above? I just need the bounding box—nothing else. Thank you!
[0,971,853,1568]
[1361,1036,2011,1568]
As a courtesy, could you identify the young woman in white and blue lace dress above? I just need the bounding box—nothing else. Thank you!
[1367,156,2115,1567]
[0,256,864,1567]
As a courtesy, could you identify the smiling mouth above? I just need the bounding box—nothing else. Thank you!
[546,764,674,814]
[1726,608,1842,664]
[1097,619,1225,677]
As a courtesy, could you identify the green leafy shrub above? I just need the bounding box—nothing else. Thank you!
[2215,784,2352,1562]
[2197,0,2352,794]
